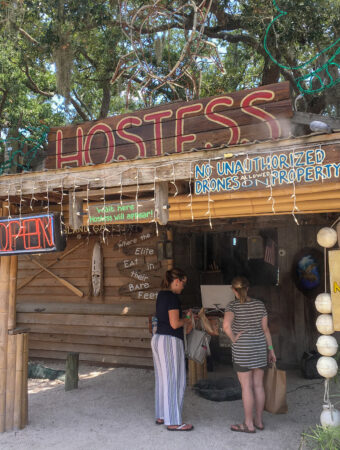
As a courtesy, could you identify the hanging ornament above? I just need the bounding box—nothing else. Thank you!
[316,335,338,357]
[316,314,334,335]
[316,356,338,379]
[317,227,338,248]
[315,293,332,314]
[320,404,340,427]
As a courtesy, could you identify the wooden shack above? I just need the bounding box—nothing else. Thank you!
[1,80,340,430]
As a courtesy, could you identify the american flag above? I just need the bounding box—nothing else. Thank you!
[264,238,276,266]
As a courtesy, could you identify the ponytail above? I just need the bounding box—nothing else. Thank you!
[231,276,250,304]
[161,268,186,289]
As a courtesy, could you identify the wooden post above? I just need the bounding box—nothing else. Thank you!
[166,229,173,271]
[8,256,18,330]
[65,352,79,391]
[5,335,16,431]
[155,182,169,225]
[13,333,23,429]
[21,333,28,428]
[0,256,11,432]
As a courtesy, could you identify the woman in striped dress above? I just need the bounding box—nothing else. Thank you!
[151,268,194,431]
[223,276,276,433]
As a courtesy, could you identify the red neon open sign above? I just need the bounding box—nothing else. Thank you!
[0,214,66,255]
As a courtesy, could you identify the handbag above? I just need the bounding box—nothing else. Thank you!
[184,316,211,364]
[264,363,288,414]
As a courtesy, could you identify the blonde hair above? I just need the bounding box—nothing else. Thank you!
[161,268,186,289]
[232,276,250,304]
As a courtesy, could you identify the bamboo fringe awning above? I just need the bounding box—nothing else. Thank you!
[169,183,340,220]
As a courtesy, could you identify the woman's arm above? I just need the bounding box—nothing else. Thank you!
[168,309,192,330]
[262,315,276,363]
[223,311,243,343]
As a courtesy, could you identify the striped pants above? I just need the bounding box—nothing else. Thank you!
[151,334,186,426]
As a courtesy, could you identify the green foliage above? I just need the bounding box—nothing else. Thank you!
[301,425,340,450]
[0,0,339,136]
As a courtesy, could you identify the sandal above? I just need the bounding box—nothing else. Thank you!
[167,424,194,431]
[155,419,164,425]
[230,423,256,433]
[254,424,264,431]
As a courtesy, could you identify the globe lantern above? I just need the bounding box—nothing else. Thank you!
[315,293,332,314]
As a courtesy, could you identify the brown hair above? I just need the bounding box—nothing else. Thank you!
[232,276,250,304]
[161,268,187,289]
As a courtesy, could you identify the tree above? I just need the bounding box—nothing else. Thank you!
[0,0,339,133]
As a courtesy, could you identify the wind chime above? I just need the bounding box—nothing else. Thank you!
[315,224,340,427]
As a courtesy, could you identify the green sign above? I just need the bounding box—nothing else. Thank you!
[88,200,154,224]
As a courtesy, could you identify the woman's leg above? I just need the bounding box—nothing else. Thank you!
[152,335,186,425]
[151,334,164,421]
[237,371,255,431]
[252,368,265,428]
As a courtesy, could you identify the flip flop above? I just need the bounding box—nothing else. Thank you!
[155,419,164,425]
[230,423,256,433]
[255,424,264,431]
[167,424,194,431]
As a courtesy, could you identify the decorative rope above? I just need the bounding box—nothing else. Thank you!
[264,1,340,94]
[0,125,49,174]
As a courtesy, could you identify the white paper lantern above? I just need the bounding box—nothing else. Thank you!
[316,335,338,356]
[315,293,332,314]
[316,356,338,378]
[320,404,340,427]
[317,227,338,248]
[316,314,334,335]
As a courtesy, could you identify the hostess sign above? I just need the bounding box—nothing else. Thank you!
[0,214,66,255]
[46,82,292,169]
[194,144,340,195]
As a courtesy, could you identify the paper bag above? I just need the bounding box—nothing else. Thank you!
[264,364,288,414]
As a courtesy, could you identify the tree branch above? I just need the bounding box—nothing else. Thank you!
[23,63,54,97]
[69,94,90,121]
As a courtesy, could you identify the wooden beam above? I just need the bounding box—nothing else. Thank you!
[75,183,155,198]
[68,191,83,229]
[0,133,339,196]
[155,182,169,225]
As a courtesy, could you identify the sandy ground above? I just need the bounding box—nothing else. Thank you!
[0,361,326,450]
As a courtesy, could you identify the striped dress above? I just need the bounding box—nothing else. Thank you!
[226,298,268,369]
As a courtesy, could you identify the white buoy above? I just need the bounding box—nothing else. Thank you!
[316,335,338,357]
[316,314,334,335]
[320,404,340,427]
[316,356,338,378]
[315,293,332,314]
[316,227,338,248]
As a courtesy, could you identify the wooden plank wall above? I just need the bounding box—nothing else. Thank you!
[16,226,166,368]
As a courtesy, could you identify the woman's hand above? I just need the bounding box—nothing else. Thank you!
[232,331,244,343]
[268,349,276,364]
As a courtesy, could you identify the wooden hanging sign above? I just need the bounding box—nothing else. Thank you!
[47,82,292,169]
[119,277,160,295]
[119,262,161,275]
[114,231,155,250]
[87,200,154,225]
[123,246,157,256]
[117,257,146,270]
[131,290,160,301]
